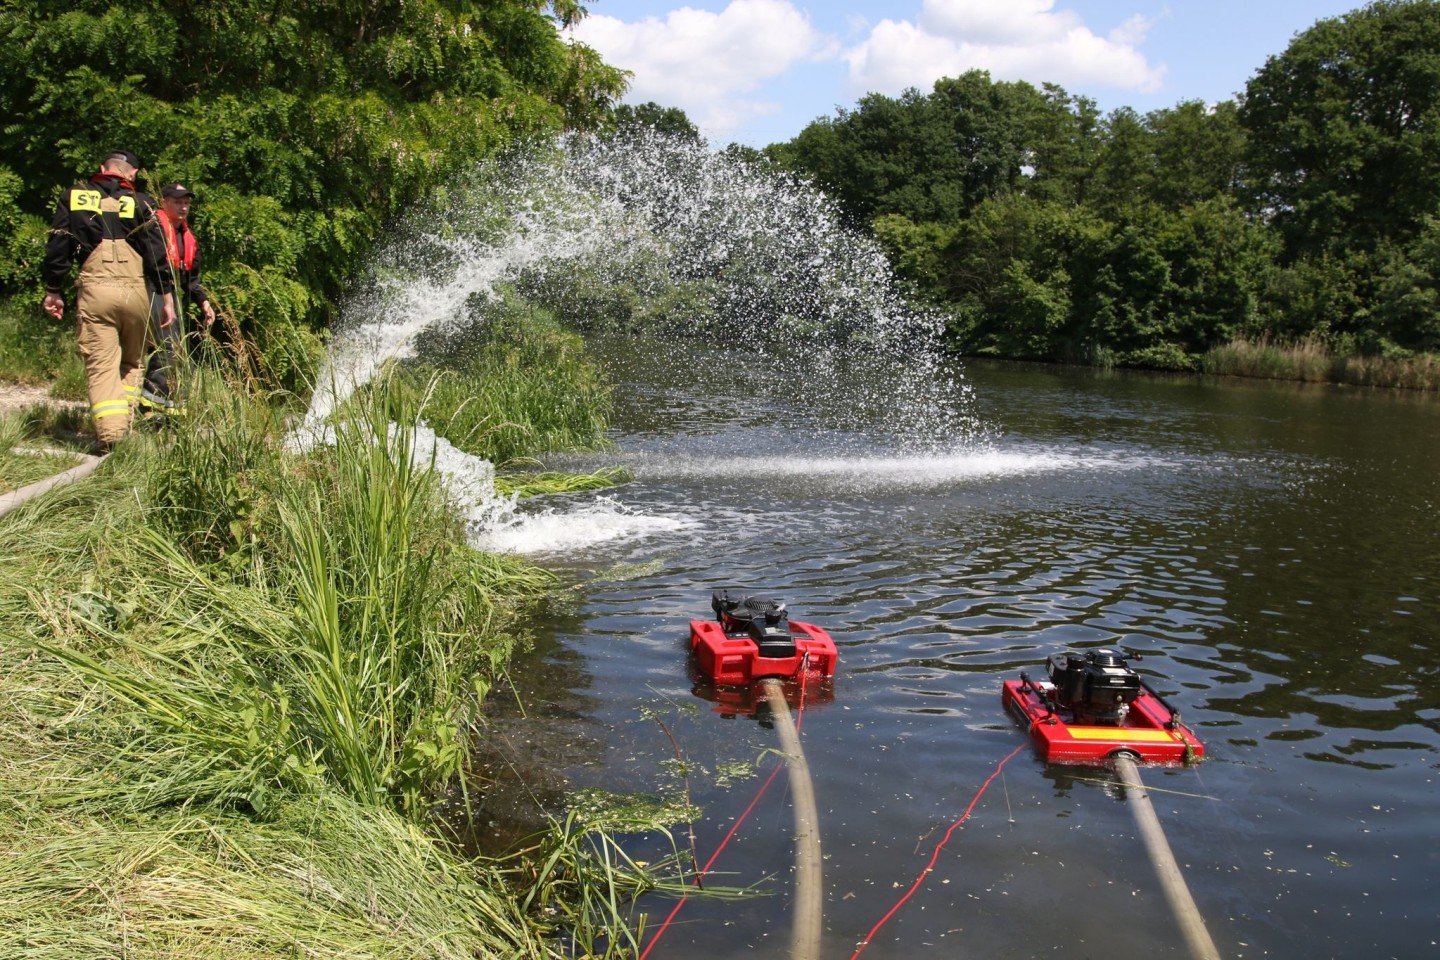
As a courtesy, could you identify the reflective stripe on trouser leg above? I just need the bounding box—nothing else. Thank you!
[76,279,150,443]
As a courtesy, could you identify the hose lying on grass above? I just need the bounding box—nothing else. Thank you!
[0,451,103,519]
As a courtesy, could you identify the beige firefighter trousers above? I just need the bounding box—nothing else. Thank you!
[75,238,151,443]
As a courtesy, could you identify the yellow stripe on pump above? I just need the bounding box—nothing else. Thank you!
[1066,727,1177,742]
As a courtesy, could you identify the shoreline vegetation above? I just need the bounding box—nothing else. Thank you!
[1199,336,1440,391]
[0,307,686,958]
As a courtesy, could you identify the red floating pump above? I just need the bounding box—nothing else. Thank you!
[1002,648,1205,765]
[690,589,838,687]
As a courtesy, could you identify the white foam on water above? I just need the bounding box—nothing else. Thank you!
[468,495,700,556]
[393,422,697,557]
[410,421,501,511]
[616,447,1151,491]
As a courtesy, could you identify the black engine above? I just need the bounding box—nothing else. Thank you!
[712,589,797,659]
[1045,648,1142,725]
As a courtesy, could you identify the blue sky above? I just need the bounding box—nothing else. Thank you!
[572,0,1366,147]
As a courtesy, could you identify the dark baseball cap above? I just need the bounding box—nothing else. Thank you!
[105,149,142,169]
[161,183,194,199]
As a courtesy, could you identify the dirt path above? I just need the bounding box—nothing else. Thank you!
[0,381,76,416]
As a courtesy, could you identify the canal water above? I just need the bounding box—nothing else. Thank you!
[481,343,1439,960]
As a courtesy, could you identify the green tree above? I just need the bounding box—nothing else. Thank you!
[1240,0,1440,350]
[0,0,627,380]
[778,71,1062,226]
[1241,0,1440,259]
[1022,84,1103,206]
[1372,217,1440,351]
[829,87,960,224]
[1148,100,1246,209]
[609,102,701,143]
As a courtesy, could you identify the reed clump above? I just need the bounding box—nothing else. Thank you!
[1331,350,1440,390]
[1201,335,1440,390]
[1200,334,1335,382]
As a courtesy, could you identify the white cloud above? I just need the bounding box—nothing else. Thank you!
[919,0,1079,44]
[844,0,1164,98]
[572,0,826,141]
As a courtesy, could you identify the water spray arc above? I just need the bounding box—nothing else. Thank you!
[292,129,990,555]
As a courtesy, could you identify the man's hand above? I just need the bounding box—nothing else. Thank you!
[159,293,177,330]
[42,291,64,320]
[201,299,216,328]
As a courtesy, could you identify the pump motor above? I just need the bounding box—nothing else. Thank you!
[1045,648,1143,725]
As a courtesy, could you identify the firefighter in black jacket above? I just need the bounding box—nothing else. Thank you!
[42,150,176,446]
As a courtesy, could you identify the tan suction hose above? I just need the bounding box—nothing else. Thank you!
[760,677,823,960]
[0,453,105,519]
[1113,755,1221,960]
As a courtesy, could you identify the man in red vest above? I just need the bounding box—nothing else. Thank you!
[142,181,217,410]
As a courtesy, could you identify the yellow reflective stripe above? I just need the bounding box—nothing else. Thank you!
[71,190,102,213]
[117,195,136,219]
[92,399,131,419]
[1066,728,1177,742]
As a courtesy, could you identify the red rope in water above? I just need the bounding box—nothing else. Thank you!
[638,663,813,960]
[848,743,1026,960]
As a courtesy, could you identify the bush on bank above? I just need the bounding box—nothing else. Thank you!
[404,292,613,466]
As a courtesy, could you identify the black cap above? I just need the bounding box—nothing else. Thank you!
[105,149,142,169]
[161,183,193,199]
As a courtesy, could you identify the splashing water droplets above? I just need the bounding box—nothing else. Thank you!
[298,130,992,552]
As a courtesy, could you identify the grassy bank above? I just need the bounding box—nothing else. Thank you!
[0,297,85,399]
[0,314,665,956]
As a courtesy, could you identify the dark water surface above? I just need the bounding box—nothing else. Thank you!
[490,348,1440,960]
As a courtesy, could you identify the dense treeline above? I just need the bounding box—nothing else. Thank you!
[768,0,1440,371]
[0,0,626,381]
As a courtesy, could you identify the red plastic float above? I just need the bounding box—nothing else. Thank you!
[1002,649,1205,765]
[689,590,838,687]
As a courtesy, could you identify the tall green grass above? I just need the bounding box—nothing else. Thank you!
[50,375,552,818]
[405,292,613,464]
[0,294,87,397]
[0,357,674,956]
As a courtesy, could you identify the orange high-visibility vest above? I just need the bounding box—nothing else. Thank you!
[157,209,197,272]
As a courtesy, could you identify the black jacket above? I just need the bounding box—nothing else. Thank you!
[43,173,174,295]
